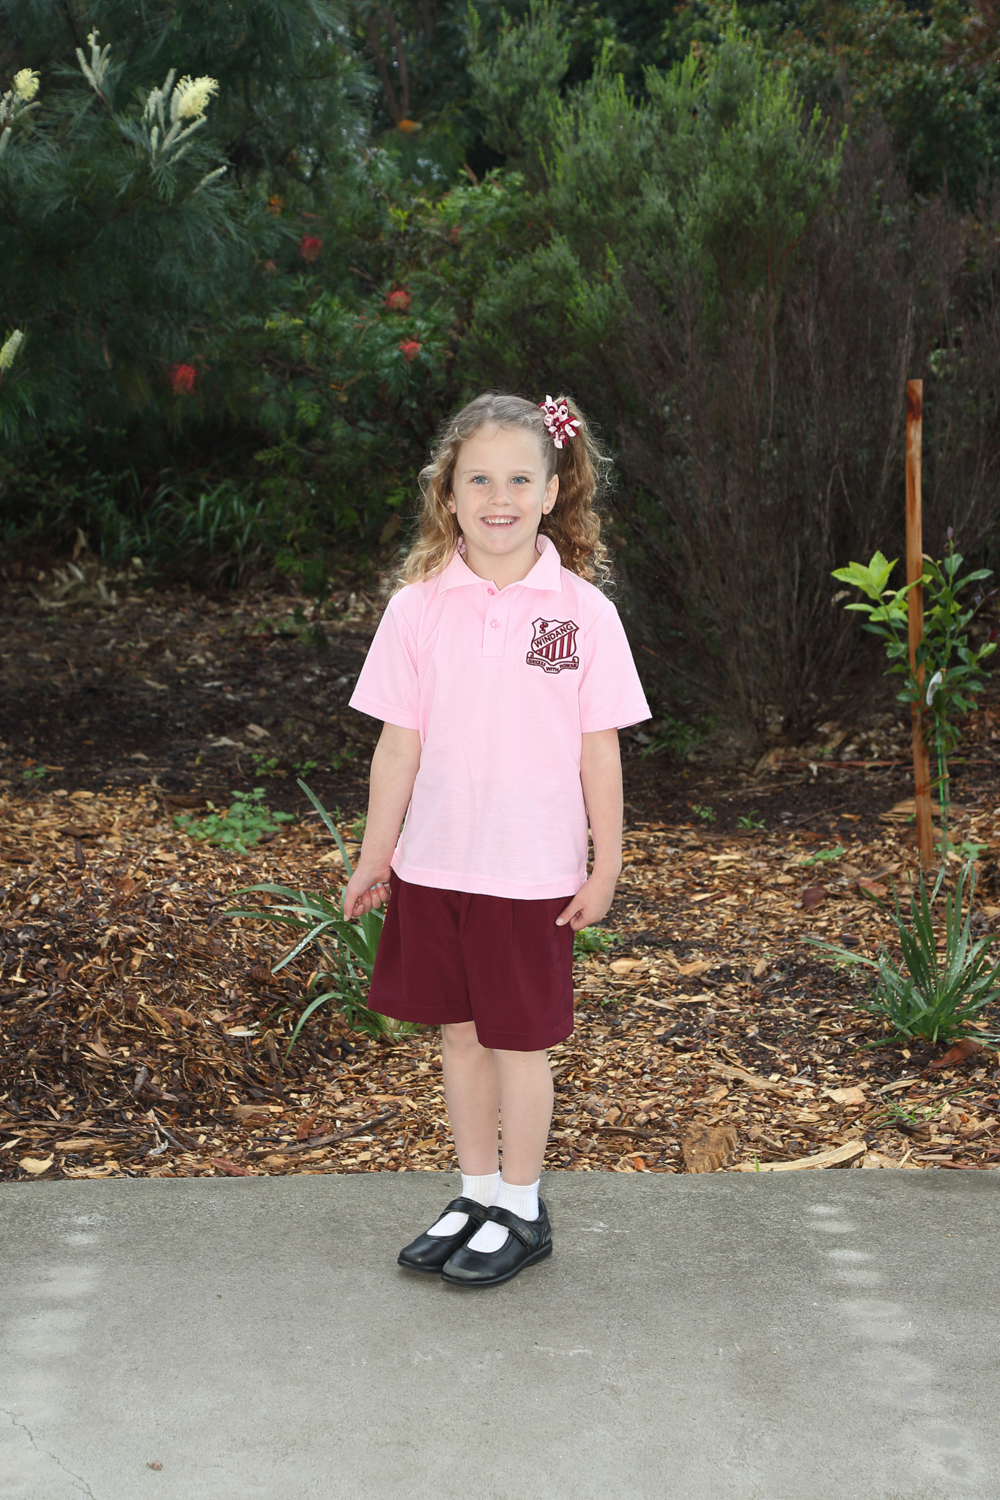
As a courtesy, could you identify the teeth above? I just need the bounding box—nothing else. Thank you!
[483,517,515,526]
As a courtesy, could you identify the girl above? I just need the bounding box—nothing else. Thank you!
[343,392,649,1288]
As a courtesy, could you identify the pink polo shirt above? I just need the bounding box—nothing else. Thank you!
[349,535,650,899]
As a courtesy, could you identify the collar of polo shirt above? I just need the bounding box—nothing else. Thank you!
[437,532,563,594]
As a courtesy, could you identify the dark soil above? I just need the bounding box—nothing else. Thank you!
[4,560,997,831]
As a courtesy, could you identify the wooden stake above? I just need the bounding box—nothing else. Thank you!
[905,380,934,866]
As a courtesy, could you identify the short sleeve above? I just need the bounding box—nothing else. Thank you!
[579,601,651,733]
[349,594,419,729]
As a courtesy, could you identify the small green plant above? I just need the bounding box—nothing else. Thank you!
[639,717,709,761]
[573,926,617,956]
[293,758,319,776]
[348,813,367,840]
[737,812,765,830]
[20,763,46,780]
[250,753,281,778]
[807,861,1000,1045]
[174,788,293,853]
[230,781,410,1050]
[878,1099,943,1128]
[328,749,355,772]
[832,539,996,853]
[691,804,716,823]
[801,845,846,866]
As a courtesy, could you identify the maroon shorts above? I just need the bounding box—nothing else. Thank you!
[368,873,576,1052]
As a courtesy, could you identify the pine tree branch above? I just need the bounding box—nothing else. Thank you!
[60,0,84,55]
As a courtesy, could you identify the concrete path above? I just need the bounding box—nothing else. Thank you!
[1,1172,997,1500]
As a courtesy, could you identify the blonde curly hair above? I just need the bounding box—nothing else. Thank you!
[397,392,611,589]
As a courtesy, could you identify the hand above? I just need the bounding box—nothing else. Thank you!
[555,869,619,931]
[343,862,392,920]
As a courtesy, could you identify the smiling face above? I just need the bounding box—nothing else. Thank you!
[448,423,559,587]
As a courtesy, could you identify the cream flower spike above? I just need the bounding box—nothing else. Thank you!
[172,75,219,122]
[12,70,40,102]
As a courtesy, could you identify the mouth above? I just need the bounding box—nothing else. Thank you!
[480,515,517,528]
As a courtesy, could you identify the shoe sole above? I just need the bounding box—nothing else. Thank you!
[440,1241,553,1289]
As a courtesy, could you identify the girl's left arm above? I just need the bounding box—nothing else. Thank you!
[556,727,623,931]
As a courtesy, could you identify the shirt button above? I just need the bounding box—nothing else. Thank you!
[487,588,496,596]
[490,619,500,628]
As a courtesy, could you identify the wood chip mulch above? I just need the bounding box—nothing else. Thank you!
[3,773,1000,1184]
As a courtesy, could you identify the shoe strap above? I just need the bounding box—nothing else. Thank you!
[484,1204,543,1249]
[444,1196,489,1225]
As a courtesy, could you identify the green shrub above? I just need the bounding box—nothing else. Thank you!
[230,781,410,1050]
[808,862,1000,1046]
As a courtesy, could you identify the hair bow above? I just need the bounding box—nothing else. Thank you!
[539,395,580,450]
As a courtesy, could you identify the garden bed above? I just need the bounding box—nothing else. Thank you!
[2,575,1000,1181]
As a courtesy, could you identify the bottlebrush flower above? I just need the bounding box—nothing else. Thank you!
[0,328,24,372]
[300,236,323,262]
[169,362,197,394]
[13,70,40,102]
[173,75,219,121]
[385,286,411,312]
[398,339,421,362]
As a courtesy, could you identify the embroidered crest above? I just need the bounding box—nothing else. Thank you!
[526,617,580,673]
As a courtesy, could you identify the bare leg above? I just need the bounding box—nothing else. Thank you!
[494,1048,554,1185]
[440,1021,500,1175]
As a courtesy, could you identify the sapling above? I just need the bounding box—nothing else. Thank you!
[832,536,995,854]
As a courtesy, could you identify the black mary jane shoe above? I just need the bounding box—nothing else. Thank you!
[440,1201,552,1288]
[397,1196,490,1273]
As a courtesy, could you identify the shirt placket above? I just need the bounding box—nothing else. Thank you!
[482,583,512,657]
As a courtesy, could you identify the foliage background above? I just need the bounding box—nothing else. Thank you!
[2,0,999,747]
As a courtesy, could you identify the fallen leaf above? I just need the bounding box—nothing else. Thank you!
[84,1039,114,1061]
[208,1158,252,1176]
[296,1114,318,1141]
[19,1155,54,1175]
[609,958,644,975]
[927,1038,982,1070]
[856,878,887,898]
[752,958,768,979]
[823,1086,867,1106]
[245,723,270,740]
[231,1105,269,1123]
[675,959,713,977]
[800,885,827,910]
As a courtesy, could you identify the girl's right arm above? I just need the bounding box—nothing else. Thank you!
[342,722,421,919]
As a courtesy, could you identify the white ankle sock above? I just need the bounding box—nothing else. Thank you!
[466,1178,539,1254]
[426,1170,500,1237]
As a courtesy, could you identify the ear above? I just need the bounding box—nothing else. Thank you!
[446,492,456,513]
[542,472,559,514]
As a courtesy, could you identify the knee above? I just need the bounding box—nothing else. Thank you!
[441,1020,486,1055]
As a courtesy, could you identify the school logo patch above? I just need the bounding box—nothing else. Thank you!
[526,617,580,673]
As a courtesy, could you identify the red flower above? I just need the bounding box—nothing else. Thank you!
[398,339,421,362]
[385,286,412,312]
[263,259,278,274]
[299,236,323,262]
[169,363,197,395]
[449,224,461,243]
